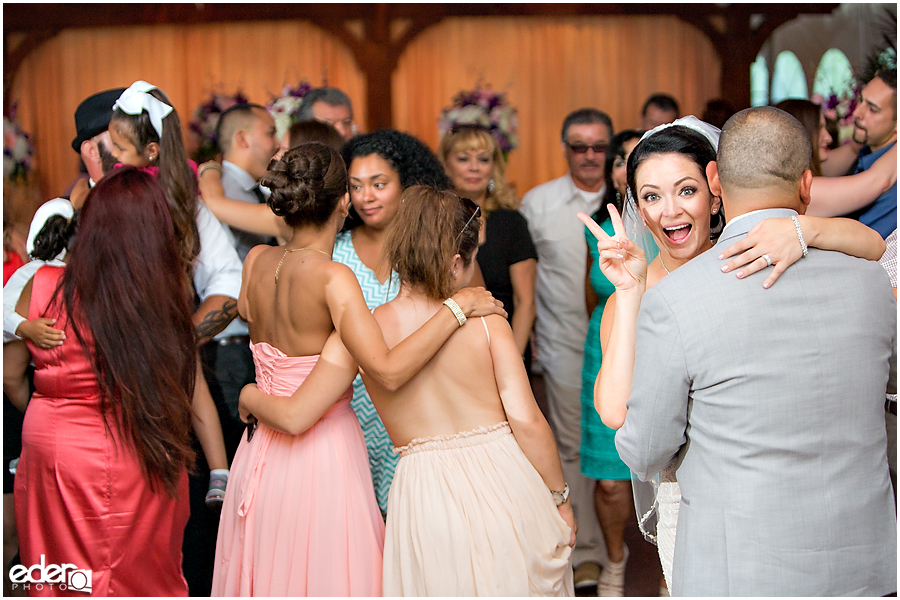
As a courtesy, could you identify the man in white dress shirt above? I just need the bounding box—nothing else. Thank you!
[209,103,279,455]
[519,108,613,590]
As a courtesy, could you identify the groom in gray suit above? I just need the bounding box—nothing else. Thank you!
[616,106,897,596]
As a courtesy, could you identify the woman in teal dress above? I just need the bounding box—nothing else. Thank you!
[337,130,454,516]
[579,130,644,594]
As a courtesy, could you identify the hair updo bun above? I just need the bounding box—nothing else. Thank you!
[261,142,348,228]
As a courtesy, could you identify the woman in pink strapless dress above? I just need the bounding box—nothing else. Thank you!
[211,143,502,597]
[212,343,384,596]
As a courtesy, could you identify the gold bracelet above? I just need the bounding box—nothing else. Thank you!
[442,298,467,327]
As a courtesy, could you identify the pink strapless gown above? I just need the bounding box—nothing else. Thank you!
[211,342,385,596]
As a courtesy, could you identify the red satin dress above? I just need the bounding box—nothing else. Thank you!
[14,266,190,597]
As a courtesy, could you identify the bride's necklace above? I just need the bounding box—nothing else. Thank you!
[659,254,672,275]
[275,247,331,283]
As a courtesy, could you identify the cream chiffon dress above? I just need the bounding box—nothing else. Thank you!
[383,421,574,596]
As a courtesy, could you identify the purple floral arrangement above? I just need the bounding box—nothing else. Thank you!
[811,84,860,145]
[438,85,519,155]
[266,81,313,140]
[3,102,35,183]
[188,90,250,163]
[812,86,859,127]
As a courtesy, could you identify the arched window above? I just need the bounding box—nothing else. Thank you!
[751,55,770,107]
[813,48,854,98]
[771,51,809,103]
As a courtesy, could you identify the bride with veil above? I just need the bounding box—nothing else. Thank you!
[579,115,887,590]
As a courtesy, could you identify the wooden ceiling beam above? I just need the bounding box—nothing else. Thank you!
[4,3,839,33]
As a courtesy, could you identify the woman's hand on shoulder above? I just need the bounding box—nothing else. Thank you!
[719,217,801,289]
[450,287,507,319]
[577,205,646,294]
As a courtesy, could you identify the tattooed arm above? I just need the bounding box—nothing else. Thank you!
[190,201,243,346]
[193,296,238,346]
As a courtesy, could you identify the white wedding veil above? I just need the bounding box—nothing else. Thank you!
[621,116,722,262]
[625,116,721,545]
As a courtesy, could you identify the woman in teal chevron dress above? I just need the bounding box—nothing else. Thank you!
[336,130,455,515]
[579,130,647,594]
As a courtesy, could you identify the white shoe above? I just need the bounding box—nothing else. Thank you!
[598,544,629,597]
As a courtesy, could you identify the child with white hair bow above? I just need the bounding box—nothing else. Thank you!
[109,80,236,510]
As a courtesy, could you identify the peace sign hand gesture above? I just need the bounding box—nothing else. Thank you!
[577,204,647,295]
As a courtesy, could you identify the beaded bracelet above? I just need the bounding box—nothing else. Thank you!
[791,215,808,257]
[443,298,467,327]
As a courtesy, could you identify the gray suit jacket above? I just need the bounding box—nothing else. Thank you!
[616,209,897,596]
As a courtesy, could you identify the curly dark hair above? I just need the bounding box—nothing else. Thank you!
[30,213,79,262]
[340,129,452,230]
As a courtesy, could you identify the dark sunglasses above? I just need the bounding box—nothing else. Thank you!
[567,142,608,155]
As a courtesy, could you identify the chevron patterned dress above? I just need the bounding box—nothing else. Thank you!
[333,230,401,516]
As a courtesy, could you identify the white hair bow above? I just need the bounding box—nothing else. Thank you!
[113,80,173,139]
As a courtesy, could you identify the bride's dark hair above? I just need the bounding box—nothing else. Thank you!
[626,125,723,238]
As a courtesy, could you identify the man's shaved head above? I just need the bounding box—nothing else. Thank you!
[717,106,811,195]
[216,103,266,156]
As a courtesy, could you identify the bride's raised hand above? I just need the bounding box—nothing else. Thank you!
[577,204,647,294]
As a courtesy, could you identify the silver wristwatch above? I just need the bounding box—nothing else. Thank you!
[550,482,569,506]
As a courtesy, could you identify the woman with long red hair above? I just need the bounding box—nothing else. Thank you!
[6,167,197,596]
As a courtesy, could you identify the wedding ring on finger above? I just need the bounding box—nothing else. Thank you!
[762,254,772,267]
